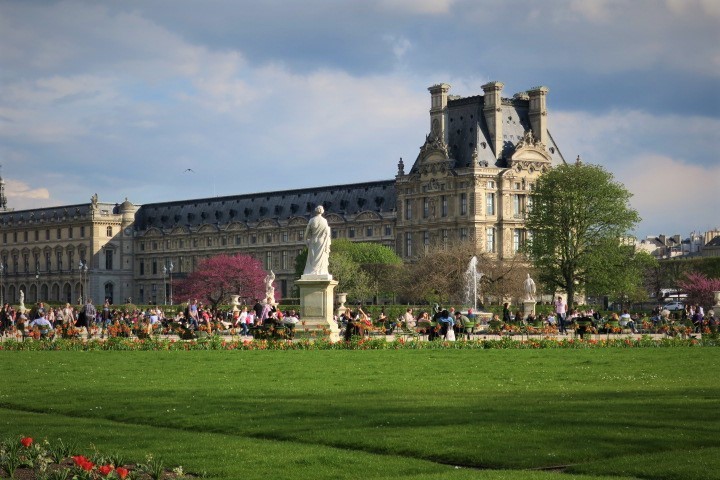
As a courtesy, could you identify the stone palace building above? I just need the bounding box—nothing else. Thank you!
[0,82,565,305]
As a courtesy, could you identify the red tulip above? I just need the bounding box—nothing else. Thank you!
[115,467,129,479]
[72,455,94,471]
[20,437,33,447]
[98,464,114,476]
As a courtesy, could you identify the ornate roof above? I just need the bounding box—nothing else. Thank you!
[134,180,396,231]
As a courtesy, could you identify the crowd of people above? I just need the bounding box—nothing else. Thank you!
[0,296,304,339]
[0,296,717,341]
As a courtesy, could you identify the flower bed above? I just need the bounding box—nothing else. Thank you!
[0,436,192,479]
[0,335,717,351]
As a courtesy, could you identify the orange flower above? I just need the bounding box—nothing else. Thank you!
[20,437,33,447]
[115,467,129,479]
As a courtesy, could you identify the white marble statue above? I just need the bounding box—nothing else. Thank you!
[303,205,331,277]
[524,274,536,302]
[264,270,275,302]
[18,290,26,314]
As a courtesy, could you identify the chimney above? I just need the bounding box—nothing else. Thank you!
[428,83,451,143]
[528,86,549,146]
[482,81,504,160]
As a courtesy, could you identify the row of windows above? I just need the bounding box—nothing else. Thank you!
[0,250,115,274]
[405,193,528,219]
[1,251,87,274]
[0,226,113,245]
[139,225,394,252]
[403,228,527,257]
[138,249,301,277]
[406,194,467,220]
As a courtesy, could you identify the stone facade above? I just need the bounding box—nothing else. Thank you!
[0,82,564,305]
[395,82,563,259]
[0,199,137,305]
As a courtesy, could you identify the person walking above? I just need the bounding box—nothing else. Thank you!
[555,296,567,334]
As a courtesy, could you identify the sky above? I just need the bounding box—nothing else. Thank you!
[0,0,718,239]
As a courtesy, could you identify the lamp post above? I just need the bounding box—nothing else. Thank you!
[79,261,88,304]
[35,268,39,303]
[162,264,167,306]
[162,261,174,306]
[168,261,174,306]
[0,263,4,306]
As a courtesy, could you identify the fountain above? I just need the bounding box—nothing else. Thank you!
[464,256,483,312]
[464,256,492,324]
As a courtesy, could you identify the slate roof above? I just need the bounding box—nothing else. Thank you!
[705,235,720,247]
[134,180,397,231]
[443,95,565,169]
[0,203,97,225]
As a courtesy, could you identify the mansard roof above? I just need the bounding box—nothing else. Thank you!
[134,180,396,231]
[444,95,565,169]
[0,202,105,225]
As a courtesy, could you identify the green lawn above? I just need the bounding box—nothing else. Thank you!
[1,348,718,479]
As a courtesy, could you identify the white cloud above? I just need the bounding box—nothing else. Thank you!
[375,0,456,15]
[5,180,50,204]
[551,109,720,236]
[383,34,412,61]
[617,154,720,236]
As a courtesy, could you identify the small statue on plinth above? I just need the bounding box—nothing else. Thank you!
[524,274,536,302]
[264,271,275,303]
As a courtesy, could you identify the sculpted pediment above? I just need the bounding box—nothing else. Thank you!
[287,216,308,227]
[142,227,164,237]
[224,221,248,231]
[325,213,345,224]
[257,219,280,228]
[197,224,218,233]
[355,211,380,221]
[509,142,552,173]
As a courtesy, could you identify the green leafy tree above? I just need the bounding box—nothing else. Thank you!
[525,161,640,306]
[590,248,657,309]
[294,239,402,302]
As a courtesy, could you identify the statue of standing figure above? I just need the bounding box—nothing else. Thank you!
[264,271,275,303]
[19,290,26,314]
[303,206,331,277]
[524,274,536,302]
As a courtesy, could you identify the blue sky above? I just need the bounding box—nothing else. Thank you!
[1,0,718,238]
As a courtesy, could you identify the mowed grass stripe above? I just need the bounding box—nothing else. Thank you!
[1,348,718,479]
[0,408,628,480]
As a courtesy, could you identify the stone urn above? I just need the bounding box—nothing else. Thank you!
[230,295,240,312]
[336,292,348,317]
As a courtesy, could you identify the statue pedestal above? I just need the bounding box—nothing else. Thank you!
[297,275,340,342]
[523,300,536,318]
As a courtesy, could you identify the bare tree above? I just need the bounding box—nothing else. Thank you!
[398,241,531,308]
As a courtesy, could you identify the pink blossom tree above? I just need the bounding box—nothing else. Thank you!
[173,254,269,309]
[678,272,720,308]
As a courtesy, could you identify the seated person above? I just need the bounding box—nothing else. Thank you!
[619,309,637,333]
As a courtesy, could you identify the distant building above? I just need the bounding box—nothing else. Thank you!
[635,229,720,259]
[0,82,565,305]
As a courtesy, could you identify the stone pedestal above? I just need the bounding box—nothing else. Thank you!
[296,275,340,342]
[523,300,536,318]
[713,291,720,312]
